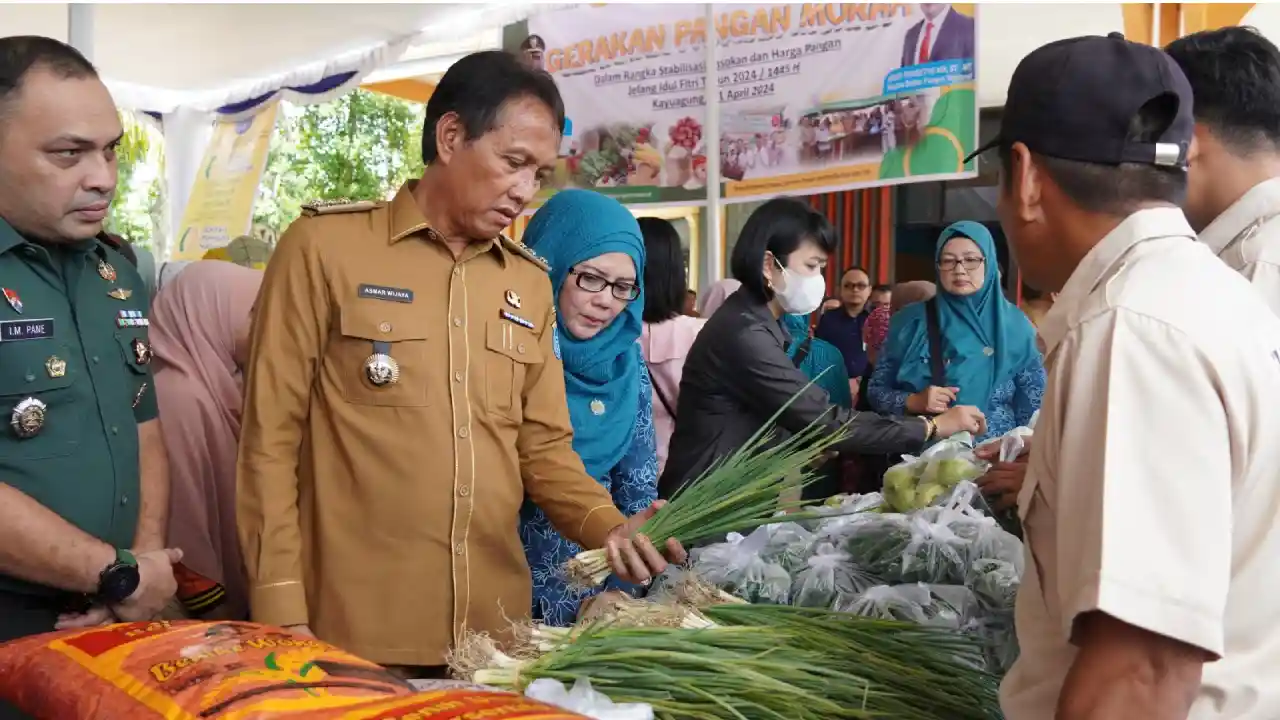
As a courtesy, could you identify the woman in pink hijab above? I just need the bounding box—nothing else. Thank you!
[696,278,742,318]
[150,260,263,620]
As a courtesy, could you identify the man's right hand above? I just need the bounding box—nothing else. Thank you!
[111,548,182,622]
[933,405,986,438]
[907,385,959,414]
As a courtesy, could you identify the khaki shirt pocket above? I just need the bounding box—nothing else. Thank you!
[0,339,78,459]
[331,307,431,407]
[485,320,542,422]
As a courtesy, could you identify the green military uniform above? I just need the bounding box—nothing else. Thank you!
[0,217,157,642]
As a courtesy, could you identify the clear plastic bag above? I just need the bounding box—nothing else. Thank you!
[898,514,971,585]
[967,558,1020,612]
[760,522,815,574]
[836,583,933,623]
[836,583,976,630]
[790,542,881,608]
[881,458,923,513]
[919,442,985,490]
[526,678,654,720]
[965,612,1020,675]
[693,527,791,604]
[842,512,914,581]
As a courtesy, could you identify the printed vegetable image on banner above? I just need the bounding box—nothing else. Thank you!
[503,3,978,207]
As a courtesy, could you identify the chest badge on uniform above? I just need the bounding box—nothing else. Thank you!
[132,382,149,409]
[45,356,66,379]
[116,310,149,328]
[97,260,117,283]
[364,353,400,386]
[590,399,606,416]
[552,321,561,360]
[10,397,46,439]
[131,338,152,365]
[500,309,535,331]
[108,288,132,301]
[2,289,22,314]
[504,289,522,309]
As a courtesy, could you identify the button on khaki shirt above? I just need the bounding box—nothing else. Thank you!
[237,183,627,666]
[1001,208,1280,719]
[1199,177,1280,319]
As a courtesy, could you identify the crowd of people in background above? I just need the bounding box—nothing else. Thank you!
[5,20,1280,720]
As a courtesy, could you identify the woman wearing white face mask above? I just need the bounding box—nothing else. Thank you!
[658,198,986,498]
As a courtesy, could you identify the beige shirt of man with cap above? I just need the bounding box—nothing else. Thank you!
[1166,27,1280,319]
[975,32,1280,719]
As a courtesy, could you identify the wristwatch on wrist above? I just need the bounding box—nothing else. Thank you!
[96,549,140,605]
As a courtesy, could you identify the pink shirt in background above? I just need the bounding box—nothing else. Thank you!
[641,315,707,474]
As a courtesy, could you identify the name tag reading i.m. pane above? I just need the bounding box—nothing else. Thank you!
[0,318,53,341]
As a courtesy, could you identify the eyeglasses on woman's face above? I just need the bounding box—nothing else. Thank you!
[570,267,639,301]
[938,256,985,273]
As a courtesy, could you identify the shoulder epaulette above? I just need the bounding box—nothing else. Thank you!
[499,234,550,272]
[300,198,381,217]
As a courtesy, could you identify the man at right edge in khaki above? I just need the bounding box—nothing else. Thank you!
[1166,27,1280,317]
[237,51,685,673]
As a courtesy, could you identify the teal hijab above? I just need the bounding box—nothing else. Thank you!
[524,190,645,479]
[892,221,1037,409]
[780,313,853,409]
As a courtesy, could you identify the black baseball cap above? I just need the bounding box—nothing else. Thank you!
[966,32,1193,168]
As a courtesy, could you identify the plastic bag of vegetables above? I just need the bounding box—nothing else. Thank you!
[790,543,881,608]
[898,514,971,585]
[967,558,1020,612]
[759,521,816,573]
[836,583,976,631]
[843,512,914,580]
[692,527,791,604]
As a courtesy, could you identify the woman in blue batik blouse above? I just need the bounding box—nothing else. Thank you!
[867,221,1045,442]
[520,189,658,627]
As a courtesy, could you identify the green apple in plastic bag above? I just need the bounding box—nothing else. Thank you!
[915,482,948,508]
[923,457,983,488]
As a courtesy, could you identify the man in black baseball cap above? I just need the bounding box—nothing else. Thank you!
[974,33,1280,720]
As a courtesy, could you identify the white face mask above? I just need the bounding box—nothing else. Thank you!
[773,259,826,315]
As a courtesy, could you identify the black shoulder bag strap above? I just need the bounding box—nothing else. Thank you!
[924,297,947,386]
[791,337,814,368]
[647,366,678,420]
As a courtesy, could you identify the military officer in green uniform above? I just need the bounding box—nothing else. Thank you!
[0,36,183,719]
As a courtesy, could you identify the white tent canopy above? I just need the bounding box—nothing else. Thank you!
[0,2,547,251]
[0,3,537,113]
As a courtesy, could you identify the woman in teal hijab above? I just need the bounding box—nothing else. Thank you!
[867,221,1044,442]
[779,313,853,408]
[519,189,658,627]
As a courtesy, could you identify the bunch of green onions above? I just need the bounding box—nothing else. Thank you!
[567,410,852,588]
[701,604,1002,719]
[464,611,1001,720]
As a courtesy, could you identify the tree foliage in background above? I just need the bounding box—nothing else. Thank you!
[107,113,161,249]
[254,90,425,234]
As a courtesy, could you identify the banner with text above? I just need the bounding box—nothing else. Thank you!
[505,3,978,206]
[173,103,279,260]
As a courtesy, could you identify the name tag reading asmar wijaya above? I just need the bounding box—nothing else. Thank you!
[0,318,53,341]
[358,284,414,303]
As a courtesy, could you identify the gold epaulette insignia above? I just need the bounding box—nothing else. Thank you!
[499,234,550,272]
[300,198,381,217]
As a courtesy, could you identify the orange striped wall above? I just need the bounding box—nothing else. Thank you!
[806,188,895,289]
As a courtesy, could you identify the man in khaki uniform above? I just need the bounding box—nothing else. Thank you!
[1167,27,1280,317]
[237,51,679,670]
[971,34,1280,718]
